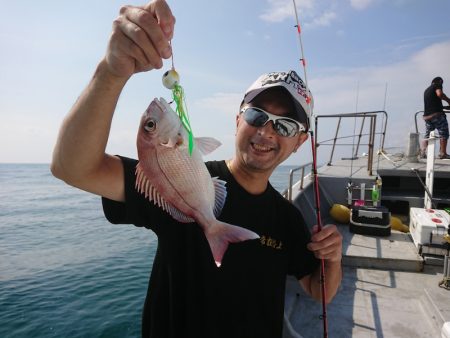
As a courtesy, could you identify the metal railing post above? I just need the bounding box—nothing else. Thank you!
[381,111,388,151]
[354,116,366,158]
[328,117,342,166]
[367,116,376,175]
[287,162,313,202]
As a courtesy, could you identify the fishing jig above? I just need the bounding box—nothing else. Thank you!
[162,45,194,155]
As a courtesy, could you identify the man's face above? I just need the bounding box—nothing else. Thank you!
[234,95,308,174]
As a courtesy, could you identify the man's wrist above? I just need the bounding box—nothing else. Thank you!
[325,257,342,267]
[94,59,131,89]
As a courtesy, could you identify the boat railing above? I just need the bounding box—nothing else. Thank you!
[314,111,388,174]
[284,111,387,201]
[414,110,450,134]
[286,162,313,202]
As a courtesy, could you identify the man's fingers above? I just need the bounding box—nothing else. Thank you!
[310,224,337,242]
[109,26,156,70]
[103,1,175,77]
[308,231,341,251]
[125,6,172,57]
[308,224,342,261]
[116,8,170,65]
[143,0,175,39]
[122,19,164,68]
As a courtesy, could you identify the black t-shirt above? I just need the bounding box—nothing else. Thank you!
[424,83,443,116]
[102,156,319,338]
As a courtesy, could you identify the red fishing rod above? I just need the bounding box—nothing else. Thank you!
[292,1,328,337]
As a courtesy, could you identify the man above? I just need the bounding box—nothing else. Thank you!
[421,76,450,159]
[51,1,342,337]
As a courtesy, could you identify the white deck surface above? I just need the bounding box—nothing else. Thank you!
[284,265,449,338]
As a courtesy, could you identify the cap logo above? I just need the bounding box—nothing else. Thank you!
[260,71,308,101]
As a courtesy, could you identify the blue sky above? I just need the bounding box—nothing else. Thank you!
[1,0,450,164]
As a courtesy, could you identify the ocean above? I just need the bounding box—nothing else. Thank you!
[0,163,304,338]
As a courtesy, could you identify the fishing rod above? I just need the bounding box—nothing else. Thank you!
[292,1,328,337]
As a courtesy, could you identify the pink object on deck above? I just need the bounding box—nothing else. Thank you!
[354,200,365,206]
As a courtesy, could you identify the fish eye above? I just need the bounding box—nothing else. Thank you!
[144,119,156,132]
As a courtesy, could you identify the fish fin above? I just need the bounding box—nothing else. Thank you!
[205,221,259,267]
[195,137,221,155]
[158,97,173,111]
[212,177,227,217]
[165,204,194,223]
[135,164,194,223]
[135,167,167,208]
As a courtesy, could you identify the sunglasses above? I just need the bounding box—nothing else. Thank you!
[240,107,306,137]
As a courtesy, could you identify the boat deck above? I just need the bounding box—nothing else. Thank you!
[284,152,450,337]
[284,265,450,338]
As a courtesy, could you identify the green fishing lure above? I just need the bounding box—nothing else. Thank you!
[162,69,194,155]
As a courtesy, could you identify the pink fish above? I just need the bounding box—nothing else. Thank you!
[135,98,259,267]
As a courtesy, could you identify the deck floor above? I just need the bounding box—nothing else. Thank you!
[284,264,449,338]
[340,227,424,272]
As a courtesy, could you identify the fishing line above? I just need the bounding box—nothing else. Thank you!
[292,1,328,336]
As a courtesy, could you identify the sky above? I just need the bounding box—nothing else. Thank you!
[1,0,450,165]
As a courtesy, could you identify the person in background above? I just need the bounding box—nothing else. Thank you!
[421,76,450,159]
[51,1,343,337]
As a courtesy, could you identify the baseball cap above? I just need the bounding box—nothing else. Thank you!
[243,70,313,125]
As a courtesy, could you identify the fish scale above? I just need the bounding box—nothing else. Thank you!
[155,145,214,217]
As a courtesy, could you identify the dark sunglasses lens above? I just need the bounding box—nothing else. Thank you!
[275,120,298,137]
[243,108,268,127]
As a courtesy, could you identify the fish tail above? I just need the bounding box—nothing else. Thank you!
[205,221,259,268]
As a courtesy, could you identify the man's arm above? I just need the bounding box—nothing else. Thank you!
[51,0,175,202]
[436,88,450,105]
[51,63,129,201]
[299,224,343,303]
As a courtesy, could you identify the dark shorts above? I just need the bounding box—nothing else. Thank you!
[425,113,449,139]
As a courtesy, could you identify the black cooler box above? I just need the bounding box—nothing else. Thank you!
[350,206,391,236]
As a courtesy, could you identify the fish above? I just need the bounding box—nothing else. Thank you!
[135,97,259,267]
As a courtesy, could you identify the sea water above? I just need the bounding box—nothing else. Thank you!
[0,163,303,337]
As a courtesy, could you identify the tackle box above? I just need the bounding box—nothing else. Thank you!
[409,208,450,256]
[350,206,391,236]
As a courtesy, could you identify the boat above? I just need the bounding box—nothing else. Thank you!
[281,109,450,337]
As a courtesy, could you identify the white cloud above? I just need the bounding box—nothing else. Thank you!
[306,10,337,28]
[336,30,345,37]
[259,0,314,23]
[260,0,338,32]
[350,0,375,10]
[245,30,255,37]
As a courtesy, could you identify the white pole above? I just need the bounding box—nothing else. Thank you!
[360,183,365,202]
[424,131,436,209]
